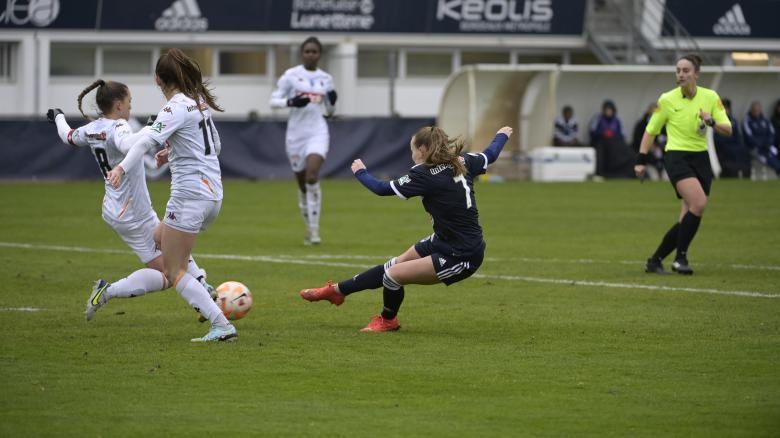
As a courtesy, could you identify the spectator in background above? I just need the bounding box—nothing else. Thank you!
[590,100,624,146]
[632,102,667,179]
[771,99,780,151]
[743,100,780,175]
[553,105,581,146]
[590,100,632,177]
[713,98,750,178]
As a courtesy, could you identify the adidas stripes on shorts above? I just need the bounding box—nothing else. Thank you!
[414,235,485,286]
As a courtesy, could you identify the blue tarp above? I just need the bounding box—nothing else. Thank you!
[0,117,434,181]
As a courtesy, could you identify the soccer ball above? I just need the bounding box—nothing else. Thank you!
[216,281,252,321]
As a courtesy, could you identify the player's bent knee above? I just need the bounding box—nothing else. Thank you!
[383,271,403,290]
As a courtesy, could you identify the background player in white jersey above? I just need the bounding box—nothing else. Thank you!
[270,36,337,245]
[300,126,513,332]
[46,79,213,321]
[107,49,236,342]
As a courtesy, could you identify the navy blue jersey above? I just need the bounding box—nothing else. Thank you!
[389,152,489,257]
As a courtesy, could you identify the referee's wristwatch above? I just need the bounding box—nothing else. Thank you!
[705,118,715,127]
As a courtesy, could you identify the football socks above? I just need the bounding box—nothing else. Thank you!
[175,273,230,328]
[105,268,166,299]
[305,182,321,236]
[651,222,680,261]
[338,264,384,295]
[676,211,702,261]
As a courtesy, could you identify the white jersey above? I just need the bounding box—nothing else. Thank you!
[147,93,223,201]
[270,65,335,141]
[67,118,155,224]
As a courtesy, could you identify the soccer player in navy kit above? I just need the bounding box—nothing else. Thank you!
[300,126,513,332]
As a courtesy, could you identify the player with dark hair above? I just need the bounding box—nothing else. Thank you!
[299,126,513,332]
[636,54,732,275]
[270,36,337,245]
[107,48,236,342]
[47,79,213,321]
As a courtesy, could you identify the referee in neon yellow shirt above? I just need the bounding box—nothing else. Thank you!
[635,54,732,275]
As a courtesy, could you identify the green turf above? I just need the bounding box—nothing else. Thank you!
[0,179,778,437]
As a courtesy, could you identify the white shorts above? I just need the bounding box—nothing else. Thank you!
[106,214,162,264]
[286,134,329,173]
[163,197,222,234]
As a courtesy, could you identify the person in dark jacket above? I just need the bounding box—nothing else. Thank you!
[743,101,780,175]
[714,99,751,178]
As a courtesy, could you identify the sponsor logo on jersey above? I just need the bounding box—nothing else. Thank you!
[397,175,411,186]
[155,0,208,32]
[430,163,453,175]
[86,132,107,141]
[0,0,59,27]
[437,0,554,33]
[713,3,751,36]
[151,121,166,133]
[186,102,208,112]
[163,106,172,113]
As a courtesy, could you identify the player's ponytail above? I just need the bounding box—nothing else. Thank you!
[413,126,468,176]
[156,48,224,112]
[76,79,129,120]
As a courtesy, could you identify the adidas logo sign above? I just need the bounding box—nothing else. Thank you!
[712,3,751,36]
[155,0,208,32]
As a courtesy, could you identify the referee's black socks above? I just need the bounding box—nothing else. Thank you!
[676,211,702,261]
[652,222,680,261]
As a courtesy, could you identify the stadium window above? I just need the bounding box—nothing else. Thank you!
[161,47,213,76]
[0,42,16,82]
[358,49,396,78]
[50,44,95,76]
[460,51,510,66]
[274,45,293,78]
[731,52,769,66]
[102,48,152,75]
[219,50,267,75]
[406,52,452,77]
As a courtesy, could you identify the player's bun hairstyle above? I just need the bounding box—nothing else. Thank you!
[77,79,129,121]
[155,48,223,112]
[300,36,323,53]
[413,126,468,176]
[679,53,703,72]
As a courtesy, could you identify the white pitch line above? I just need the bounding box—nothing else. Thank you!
[0,307,46,312]
[1,241,779,299]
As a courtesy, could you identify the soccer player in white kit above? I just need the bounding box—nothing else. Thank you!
[46,79,213,321]
[270,36,337,245]
[107,49,236,342]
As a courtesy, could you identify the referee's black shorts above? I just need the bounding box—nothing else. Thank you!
[664,150,713,198]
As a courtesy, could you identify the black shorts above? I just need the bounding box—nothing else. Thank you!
[664,150,713,199]
[414,235,485,286]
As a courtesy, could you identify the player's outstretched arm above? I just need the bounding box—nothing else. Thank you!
[48,109,86,147]
[482,126,513,164]
[351,159,394,196]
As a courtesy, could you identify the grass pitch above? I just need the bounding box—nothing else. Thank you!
[0,179,778,436]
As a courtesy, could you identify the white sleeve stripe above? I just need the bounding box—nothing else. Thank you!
[479,153,488,169]
[389,181,407,199]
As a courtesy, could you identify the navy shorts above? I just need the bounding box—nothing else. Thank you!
[414,235,485,286]
[664,150,713,199]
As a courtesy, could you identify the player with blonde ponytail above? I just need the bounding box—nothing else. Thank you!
[300,125,513,332]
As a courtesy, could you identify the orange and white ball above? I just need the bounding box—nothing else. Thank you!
[216,281,252,321]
